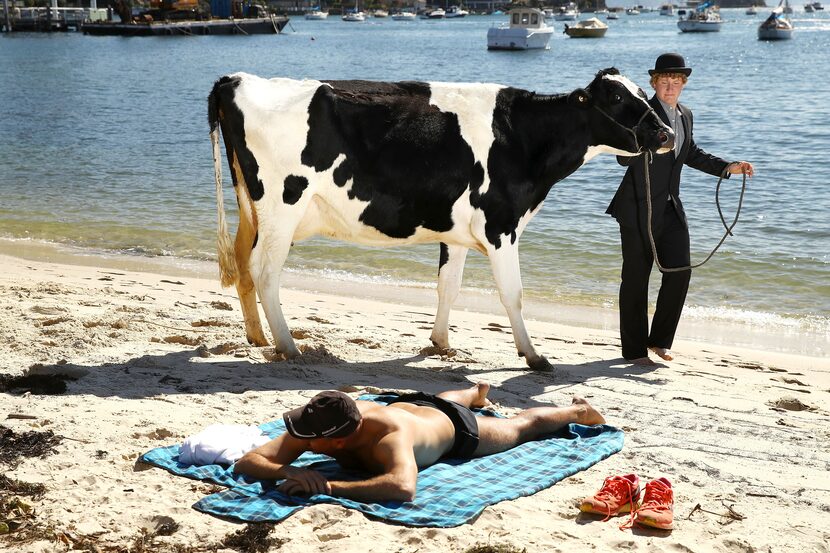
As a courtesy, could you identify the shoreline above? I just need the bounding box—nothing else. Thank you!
[1,237,826,360]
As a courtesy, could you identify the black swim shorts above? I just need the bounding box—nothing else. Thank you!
[387,392,479,459]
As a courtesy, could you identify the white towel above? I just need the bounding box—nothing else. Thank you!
[178,424,270,466]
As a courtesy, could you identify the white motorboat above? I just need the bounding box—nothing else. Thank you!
[421,8,445,19]
[487,8,554,50]
[342,10,366,21]
[746,5,758,14]
[305,10,328,20]
[445,6,469,18]
[606,11,619,19]
[626,8,640,15]
[564,17,608,37]
[759,0,794,39]
[391,10,416,20]
[373,9,388,17]
[554,3,579,20]
[659,4,674,16]
[678,2,722,32]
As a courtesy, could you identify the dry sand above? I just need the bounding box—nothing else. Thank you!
[1,251,828,553]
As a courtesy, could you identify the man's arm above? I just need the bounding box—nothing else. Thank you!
[328,431,419,503]
[278,430,419,503]
[234,434,331,495]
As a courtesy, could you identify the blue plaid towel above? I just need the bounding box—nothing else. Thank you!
[141,395,624,527]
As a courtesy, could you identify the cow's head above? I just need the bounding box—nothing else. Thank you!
[571,68,674,156]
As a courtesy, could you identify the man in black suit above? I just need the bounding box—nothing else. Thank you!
[606,53,754,366]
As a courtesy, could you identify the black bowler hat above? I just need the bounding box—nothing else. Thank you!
[283,391,361,439]
[648,53,692,77]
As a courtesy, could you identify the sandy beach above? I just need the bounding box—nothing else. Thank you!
[1,248,828,553]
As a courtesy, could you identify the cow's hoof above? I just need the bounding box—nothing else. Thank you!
[527,356,554,372]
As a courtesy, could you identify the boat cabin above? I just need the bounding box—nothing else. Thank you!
[508,8,546,29]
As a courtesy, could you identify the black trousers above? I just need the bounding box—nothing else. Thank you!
[618,202,691,360]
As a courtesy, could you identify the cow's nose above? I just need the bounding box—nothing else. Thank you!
[658,131,670,145]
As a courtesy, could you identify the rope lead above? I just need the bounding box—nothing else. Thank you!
[643,154,747,273]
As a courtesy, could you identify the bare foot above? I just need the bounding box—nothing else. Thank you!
[630,356,656,366]
[572,397,606,426]
[471,382,492,408]
[649,347,674,361]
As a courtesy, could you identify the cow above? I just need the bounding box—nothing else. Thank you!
[208,68,674,371]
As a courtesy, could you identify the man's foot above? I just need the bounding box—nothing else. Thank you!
[579,473,641,520]
[470,382,492,408]
[572,397,606,426]
[649,347,674,361]
[630,356,656,366]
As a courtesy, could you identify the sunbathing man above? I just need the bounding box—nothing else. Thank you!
[234,384,606,502]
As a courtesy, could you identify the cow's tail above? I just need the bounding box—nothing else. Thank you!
[209,83,239,289]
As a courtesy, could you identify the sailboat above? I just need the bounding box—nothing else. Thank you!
[342,0,365,21]
[758,0,794,39]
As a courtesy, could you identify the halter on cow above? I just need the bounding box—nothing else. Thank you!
[209,68,674,371]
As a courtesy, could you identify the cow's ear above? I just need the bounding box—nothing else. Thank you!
[569,89,592,108]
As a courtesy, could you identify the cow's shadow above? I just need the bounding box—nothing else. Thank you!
[12,344,665,410]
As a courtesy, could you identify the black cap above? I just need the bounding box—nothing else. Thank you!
[648,53,692,77]
[283,391,361,439]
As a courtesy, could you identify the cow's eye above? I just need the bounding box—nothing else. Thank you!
[612,94,622,103]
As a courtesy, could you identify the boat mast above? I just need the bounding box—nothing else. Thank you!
[2,0,11,33]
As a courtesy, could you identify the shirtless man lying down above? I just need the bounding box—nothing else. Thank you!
[234,383,605,503]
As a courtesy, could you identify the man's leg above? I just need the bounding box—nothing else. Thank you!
[619,224,654,364]
[648,206,691,358]
[472,398,605,457]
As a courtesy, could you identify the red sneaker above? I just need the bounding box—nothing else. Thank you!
[633,477,674,530]
[579,474,641,520]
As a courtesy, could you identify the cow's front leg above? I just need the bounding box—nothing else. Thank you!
[430,243,469,350]
[488,243,553,372]
[250,237,300,358]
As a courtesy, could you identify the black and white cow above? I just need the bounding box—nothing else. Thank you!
[208,69,673,371]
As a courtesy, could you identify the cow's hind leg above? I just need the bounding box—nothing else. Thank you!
[235,244,269,347]
[430,243,468,350]
[488,244,553,372]
[250,236,300,358]
[232,156,269,347]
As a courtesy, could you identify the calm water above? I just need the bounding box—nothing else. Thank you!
[1,9,829,346]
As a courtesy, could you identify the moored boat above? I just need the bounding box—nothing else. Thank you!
[487,7,553,50]
[677,2,722,32]
[554,3,579,20]
[304,9,328,20]
[390,10,416,20]
[759,0,794,39]
[421,8,445,19]
[659,4,675,15]
[563,17,607,37]
[445,6,469,18]
[82,15,288,35]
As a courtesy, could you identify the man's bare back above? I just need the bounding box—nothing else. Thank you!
[234,384,605,503]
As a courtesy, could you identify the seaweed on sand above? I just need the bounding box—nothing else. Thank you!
[221,523,285,553]
[0,426,62,469]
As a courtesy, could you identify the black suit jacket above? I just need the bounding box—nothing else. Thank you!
[606,96,731,232]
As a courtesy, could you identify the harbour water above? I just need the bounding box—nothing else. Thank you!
[1,9,828,356]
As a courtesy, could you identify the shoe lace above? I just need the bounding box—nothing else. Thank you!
[640,481,673,512]
[595,477,636,522]
[620,480,673,529]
